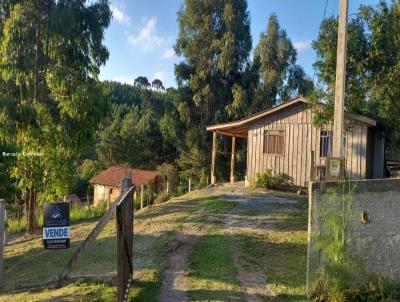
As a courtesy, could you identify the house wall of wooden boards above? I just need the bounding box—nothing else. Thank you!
[246,102,384,187]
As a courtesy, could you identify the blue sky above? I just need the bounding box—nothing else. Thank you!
[100,0,380,88]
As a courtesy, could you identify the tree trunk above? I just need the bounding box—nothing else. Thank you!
[27,188,36,234]
[25,188,30,225]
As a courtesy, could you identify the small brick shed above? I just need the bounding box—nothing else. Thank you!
[89,166,161,206]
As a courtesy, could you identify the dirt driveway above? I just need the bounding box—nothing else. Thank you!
[158,184,308,302]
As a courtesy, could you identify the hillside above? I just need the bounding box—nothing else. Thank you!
[1,185,308,302]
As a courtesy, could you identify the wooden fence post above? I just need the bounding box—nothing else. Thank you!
[117,175,134,302]
[310,151,315,182]
[166,181,169,194]
[140,185,144,209]
[4,207,7,246]
[211,132,217,184]
[230,136,236,183]
[188,178,191,193]
[0,199,5,289]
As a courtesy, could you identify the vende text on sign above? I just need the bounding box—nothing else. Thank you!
[43,202,70,249]
[43,227,70,239]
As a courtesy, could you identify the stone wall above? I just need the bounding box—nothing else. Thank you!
[307,178,400,295]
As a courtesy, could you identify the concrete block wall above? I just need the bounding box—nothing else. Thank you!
[307,179,400,294]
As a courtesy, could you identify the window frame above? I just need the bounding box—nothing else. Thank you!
[320,130,333,158]
[319,130,347,158]
[263,129,285,156]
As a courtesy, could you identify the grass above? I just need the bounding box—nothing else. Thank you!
[7,203,107,234]
[236,212,308,302]
[0,282,117,302]
[187,233,244,302]
[2,188,309,301]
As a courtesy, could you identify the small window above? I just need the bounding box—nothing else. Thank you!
[263,130,285,155]
[320,131,333,157]
[320,131,347,158]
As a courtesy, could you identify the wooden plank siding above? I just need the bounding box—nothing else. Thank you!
[246,103,369,186]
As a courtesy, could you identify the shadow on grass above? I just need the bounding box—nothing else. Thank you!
[235,232,307,289]
[187,289,245,302]
[265,294,308,302]
[3,232,173,294]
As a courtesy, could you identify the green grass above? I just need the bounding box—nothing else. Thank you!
[236,211,308,302]
[0,281,117,302]
[7,203,107,234]
[2,188,309,301]
[187,233,244,302]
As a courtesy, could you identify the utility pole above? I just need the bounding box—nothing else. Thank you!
[332,0,348,158]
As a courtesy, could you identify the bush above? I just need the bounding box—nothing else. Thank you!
[256,169,291,190]
[154,191,171,204]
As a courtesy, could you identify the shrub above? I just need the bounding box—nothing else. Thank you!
[256,169,291,190]
[154,191,171,204]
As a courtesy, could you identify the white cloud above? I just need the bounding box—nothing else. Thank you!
[154,71,166,82]
[293,40,312,53]
[128,17,165,52]
[110,5,131,25]
[162,47,175,59]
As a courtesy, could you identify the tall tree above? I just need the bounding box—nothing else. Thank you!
[134,76,150,87]
[313,1,400,157]
[0,0,111,233]
[174,0,252,181]
[152,79,164,91]
[252,14,313,113]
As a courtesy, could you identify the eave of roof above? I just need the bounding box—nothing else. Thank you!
[206,96,376,137]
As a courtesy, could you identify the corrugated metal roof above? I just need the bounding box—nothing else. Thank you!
[89,166,160,188]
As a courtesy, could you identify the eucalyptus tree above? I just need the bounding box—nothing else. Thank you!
[0,0,111,233]
[252,13,313,113]
[174,0,252,180]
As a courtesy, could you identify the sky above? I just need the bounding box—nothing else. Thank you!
[99,0,380,88]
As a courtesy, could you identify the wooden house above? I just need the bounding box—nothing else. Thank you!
[89,166,161,206]
[207,97,385,187]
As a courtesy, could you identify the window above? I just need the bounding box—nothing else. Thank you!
[320,131,333,157]
[263,130,285,155]
[98,185,105,200]
[320,131,347,158]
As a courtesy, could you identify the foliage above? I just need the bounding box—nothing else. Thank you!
[312,183,360,301]
[7,202,107,234]
[174,0,252,180]
[256,169,292,190]
[154,191,170,204]
[157,163,179,193]
[151,79,164,91]
[95,84,178,170]
[134,76,150,87]
[313,1,400,158]
[0,0,111,232]
[252,14,314,113]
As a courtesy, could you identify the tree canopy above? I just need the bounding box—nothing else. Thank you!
[0,0,111,232]
[313,0,400,157]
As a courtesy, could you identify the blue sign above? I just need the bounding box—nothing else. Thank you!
[43,202,70,249]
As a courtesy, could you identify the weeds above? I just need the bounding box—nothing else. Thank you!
[312,182,400,301]
[256,169,292,190]
[7,203,107,234]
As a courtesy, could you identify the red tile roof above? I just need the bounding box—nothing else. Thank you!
[89,166,160,188]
